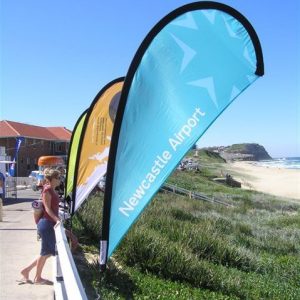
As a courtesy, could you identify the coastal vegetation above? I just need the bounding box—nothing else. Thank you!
[72,150,300,299]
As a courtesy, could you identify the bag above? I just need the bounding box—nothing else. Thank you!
[32,199,44,224]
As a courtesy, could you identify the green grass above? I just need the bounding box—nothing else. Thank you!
[72,152,300,299]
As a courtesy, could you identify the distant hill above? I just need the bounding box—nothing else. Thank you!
[203,143,272,161]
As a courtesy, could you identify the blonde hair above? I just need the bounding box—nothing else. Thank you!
[44,168,60,182]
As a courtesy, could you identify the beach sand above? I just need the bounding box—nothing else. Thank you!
[225,161,300,201]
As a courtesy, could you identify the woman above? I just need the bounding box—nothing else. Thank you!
[20,168,61,285]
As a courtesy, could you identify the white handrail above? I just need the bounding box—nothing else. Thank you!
[53,254,66,300]
[54,223,88,300]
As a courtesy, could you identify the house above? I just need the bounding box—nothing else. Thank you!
[0,120,72,176]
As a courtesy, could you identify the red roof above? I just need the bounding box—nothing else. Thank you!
[0,120,72,141]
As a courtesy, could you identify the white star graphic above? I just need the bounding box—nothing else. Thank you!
[243,47,256,69]
[171,12,198,29]
[222,15,242,39]
[171,34,196,73]
[188,77,219,109]
[247,74,257,82]
[230,85,241,99]
[201,10,216,24]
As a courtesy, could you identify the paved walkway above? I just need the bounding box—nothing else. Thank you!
[0,189,54,300]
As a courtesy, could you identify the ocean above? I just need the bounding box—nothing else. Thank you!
[256,157,300,170]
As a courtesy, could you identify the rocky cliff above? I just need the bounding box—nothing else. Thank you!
[204,143,272,161]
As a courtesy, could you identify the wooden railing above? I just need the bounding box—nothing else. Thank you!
[160,183,231,206]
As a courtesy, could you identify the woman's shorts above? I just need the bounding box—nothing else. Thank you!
[37,218,56,256]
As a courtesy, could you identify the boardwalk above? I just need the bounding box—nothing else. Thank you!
[0,189,54,300]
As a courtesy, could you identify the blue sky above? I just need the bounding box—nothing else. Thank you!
[1,0,299,157]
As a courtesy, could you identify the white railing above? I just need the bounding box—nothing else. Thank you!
[54,223,88,300]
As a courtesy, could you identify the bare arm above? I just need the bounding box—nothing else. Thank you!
[65,229,79,251]
[43,191,60,223]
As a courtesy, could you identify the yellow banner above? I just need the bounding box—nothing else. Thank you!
[74,80,123,211]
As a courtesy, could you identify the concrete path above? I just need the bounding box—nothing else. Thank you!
[0,189,54,300]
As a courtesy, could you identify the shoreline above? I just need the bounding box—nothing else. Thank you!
[225,161,300,201]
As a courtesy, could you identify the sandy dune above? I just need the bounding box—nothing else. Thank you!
[226,161,300,200]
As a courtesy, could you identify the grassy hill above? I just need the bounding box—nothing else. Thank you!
[72,151,300,299]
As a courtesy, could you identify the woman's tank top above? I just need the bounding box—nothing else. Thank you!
[42,185,59,223]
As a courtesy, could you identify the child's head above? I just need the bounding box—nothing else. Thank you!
[44,168,60,183]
